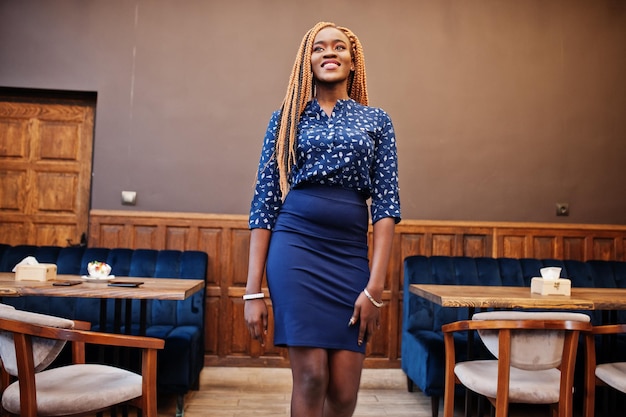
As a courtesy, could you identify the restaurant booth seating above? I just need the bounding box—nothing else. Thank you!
[0,244,207,415]
[402,255,626,417]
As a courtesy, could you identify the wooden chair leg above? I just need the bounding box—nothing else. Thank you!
[431,395,440,417]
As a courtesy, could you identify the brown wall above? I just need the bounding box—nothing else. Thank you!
[1,0,625,224]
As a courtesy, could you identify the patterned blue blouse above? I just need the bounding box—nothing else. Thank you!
[249,98,401,229]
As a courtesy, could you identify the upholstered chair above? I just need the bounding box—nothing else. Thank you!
[0,304,164,417]
[584,323,626,417]
[442,310,591,417]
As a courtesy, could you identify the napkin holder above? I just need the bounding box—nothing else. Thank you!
[530,277,571,296]
[15,264,57,282]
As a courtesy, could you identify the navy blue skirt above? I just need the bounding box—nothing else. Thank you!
[266,184,370,353]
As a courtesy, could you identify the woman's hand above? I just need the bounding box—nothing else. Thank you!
[245,299,269,346]
[349,291,381,346]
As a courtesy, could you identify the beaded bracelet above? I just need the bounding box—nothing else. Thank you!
[242,292,264,301]
[363,288,384,308]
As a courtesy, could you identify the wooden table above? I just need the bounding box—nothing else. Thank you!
[0,272,205,334]
[0,272,204,300]
[410,284,626,311]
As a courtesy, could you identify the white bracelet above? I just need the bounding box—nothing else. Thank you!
[363,288,384,308]
[243,292,265,301]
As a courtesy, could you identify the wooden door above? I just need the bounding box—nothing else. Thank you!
[0,98,95,246]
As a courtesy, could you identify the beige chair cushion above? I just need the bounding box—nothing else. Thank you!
[0,306,75,375]
[1,363,142,416]
[596,362,626,394]
[455,360,562,403]
[472,311,590,370]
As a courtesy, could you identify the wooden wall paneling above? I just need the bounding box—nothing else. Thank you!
[431,233,456,256]
[165,226,190,250]
[204,293,220,357]
[463,233,490,257]
[399,233,426,259]
[592,236,619,261]
[498,233,528,258]
[199,227,223,358]
[562,236,586,261]
[225,227,251,360]
[221,226,238,360]
[402,227,494,258]
[395,299,403,363]
[230,228,251,287]
[86,211,626,368]
[532,235,558,259]
[0,222,24,246]
[94,223,126,248]
[195,227,222,287]
[134,225,160,248]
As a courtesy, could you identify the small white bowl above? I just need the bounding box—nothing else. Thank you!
[540,267,561,280]
[87,261,112,279]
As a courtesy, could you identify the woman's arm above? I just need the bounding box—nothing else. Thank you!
[244,228,271,346]
[368,217,395,297]
[351,217,395,345]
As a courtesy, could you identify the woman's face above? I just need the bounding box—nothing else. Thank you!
[310,27,354,85]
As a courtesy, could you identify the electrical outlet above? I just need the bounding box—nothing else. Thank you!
[556,203,569,216]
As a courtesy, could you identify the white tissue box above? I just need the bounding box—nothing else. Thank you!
[531,277,571,296]
[15,264,57,281]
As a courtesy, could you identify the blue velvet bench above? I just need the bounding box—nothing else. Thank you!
[401,255,626,417]
[0,244,207,416]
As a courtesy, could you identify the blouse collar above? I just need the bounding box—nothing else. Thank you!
[306,98,354,117]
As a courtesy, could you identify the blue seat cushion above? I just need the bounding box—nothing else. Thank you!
[151,325,204,393]
[401,329,471,396]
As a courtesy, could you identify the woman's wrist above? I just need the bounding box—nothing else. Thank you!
[243,292,265,301]
[363,288,384,308]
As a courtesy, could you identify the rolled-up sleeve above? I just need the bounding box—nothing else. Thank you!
[370,111,401,224]
[249,111,283,229]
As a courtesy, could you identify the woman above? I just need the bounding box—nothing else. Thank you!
[245,21,401,417]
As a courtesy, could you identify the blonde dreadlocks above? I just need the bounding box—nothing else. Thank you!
[275,22,369,198]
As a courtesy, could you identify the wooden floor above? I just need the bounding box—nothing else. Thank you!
[155,367,564,417]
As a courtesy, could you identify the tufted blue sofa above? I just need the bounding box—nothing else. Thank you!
[402,255,626,417]
[0,244,207,414]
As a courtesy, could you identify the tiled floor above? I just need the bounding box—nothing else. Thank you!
[155,367,565,417]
